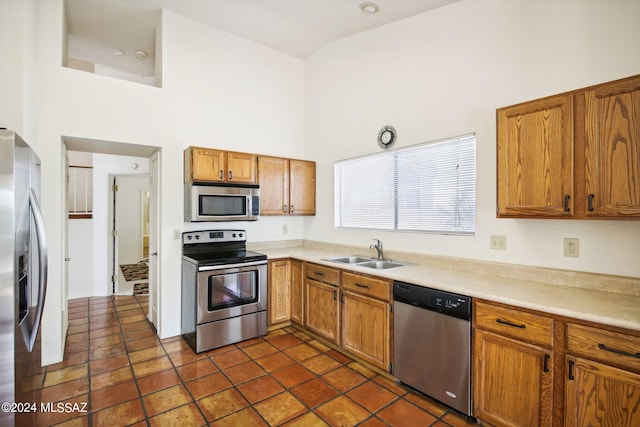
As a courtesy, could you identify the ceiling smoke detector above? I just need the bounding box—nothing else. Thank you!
[134,50,148,60]
[360,2,379,14]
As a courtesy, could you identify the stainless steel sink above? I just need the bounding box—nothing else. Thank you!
[358,260,405,269]
[323,256,407,269]
[324,256,374,264]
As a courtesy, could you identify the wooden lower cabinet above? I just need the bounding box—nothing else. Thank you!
[290,260,303,325]
[340,290,390,371]
[565,356,640,426]
[304,278,339,344]
[474,329,554,427]
[268,260,291,326]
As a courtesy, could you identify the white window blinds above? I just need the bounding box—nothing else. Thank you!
[334,134,476,235]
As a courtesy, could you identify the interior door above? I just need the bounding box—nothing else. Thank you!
[149,151,160,329]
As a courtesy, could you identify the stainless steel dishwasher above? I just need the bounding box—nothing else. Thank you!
[393,280,472,416]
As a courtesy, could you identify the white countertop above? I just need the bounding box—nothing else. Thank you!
[260,246,640,332]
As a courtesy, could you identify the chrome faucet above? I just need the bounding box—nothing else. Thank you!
[370,239,384,260]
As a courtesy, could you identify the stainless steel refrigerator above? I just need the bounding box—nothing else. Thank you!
[0,129,48,427]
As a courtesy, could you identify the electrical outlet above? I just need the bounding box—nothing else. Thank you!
[490,235,507,250]
[564,238,579,257]
[173,229,181,240]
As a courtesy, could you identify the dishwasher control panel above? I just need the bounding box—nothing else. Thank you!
[393,281,471,321]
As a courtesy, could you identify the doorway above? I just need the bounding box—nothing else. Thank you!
[63,137,161,332]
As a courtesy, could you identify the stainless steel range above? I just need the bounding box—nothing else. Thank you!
[181,229,267,353]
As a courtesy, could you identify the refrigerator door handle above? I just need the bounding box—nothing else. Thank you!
[27,188,48,352]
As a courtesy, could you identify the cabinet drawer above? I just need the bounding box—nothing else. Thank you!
[304,263,339,286]
[474,301,554,347]
[341,272,391,301]
[567,323,640,373]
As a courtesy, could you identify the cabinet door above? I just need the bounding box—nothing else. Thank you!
[227,151,257,184]
[289,160,316,215]
[190,148,226,182]
[566,356,640,427]
[497,95,574,217]
[584,76,640,217]
[290,260,303,325]
[304,278,338,344]
[474,329,553,427]
[340,290,390,371]
[268,260,291,325]
[258,156,289,215]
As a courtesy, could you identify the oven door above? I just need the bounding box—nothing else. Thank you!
[197,261,267,324]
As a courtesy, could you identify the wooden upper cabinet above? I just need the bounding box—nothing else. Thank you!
[184,147,257,184]
[584,76,640,217]
[289,160,316,215]
[258,156,316,216]
[497,74,640,220]
[497,94,574,217]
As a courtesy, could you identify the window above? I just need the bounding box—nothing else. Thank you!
[334,134,476,235]
[68,166,93,218]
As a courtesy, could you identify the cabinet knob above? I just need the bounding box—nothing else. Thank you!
[284,204,287,213]
[219,170,224,180]
[229,170,233,180]
[290,205,295,214]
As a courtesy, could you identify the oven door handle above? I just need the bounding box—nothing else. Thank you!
[198,260,267,271]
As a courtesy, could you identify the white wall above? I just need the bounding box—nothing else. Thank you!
[304,0,640,279]
[28,1,305,364]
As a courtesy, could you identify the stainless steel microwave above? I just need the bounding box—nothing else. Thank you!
[185,183,260,222]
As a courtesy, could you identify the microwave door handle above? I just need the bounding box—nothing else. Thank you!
[27,188,48,352]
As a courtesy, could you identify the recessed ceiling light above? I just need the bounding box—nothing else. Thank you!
[111,48,125,56]
[360,2,379,14]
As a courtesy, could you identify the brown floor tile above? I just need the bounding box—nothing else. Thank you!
[236,336,264,348]
[371,374,409,396]
[307,339,331,352]
[198,388,248,422]
[163,339,192,354]
[284,343,321,362]
[237,375,284,404]
[149,403,206,427]
[44,364,88,387]
[89,325,120,339]
[168,348,207,367]
[376,399,438,427]
[40,377,89,402]
[67,332,89,345]
[290,378,339,408]
[271,363,316,388]
[283,412,329,427]
[90,379,139,412]
[301,353,342,375]
[90,366,134,390]
[223,360,266,384]
[125,335,161,352]
[52,415,89,427]
[143,384,193,417]
[186,372,232,400]
[47,351,89,371]
[316,395,370,427]
[89,342,127,361]
[67,324,89,335]
[254,351,296,372]
[129,345,166,364]
[347,381,398,412]
[404,391,449,417]
[210,348,250,369]
[348,361,377,378]
[137,369,182,395]
[120,313,147,324]
[34,394,90,426]
[253,391,306,426]
[289,329,313,341]
[442,410,480,426]
[322,366,367,392]
[327,349,353,364]
[266,333,304,350]
[89,333,123,348]
[120,320,152,332]
[176,358,218,381]
[210,407,267,427]
[91,398,146,427]
[241,341,279,359]
[124,327,157,342]
[89,353,130,375]
[357,417,388,427]
[64,341,90,354]
[132,356,173,378]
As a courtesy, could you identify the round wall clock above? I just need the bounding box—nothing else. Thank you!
[377,125,397,149]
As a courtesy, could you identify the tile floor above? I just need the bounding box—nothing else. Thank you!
[34,295,479,426]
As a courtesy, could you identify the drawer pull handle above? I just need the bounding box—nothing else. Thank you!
[496,318,526,329]
[568,360,575,380]
[598,343,640,359]
[564,194,571,212]
[314,271,326,277]
[333,290,337,301]
[355,283,370,289]
[543,354,550,373]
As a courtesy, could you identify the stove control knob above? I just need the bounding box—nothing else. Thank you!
[187,235,192,240]
[232,233,237,238]
[239,233,243,238]
[195,235,200,240]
